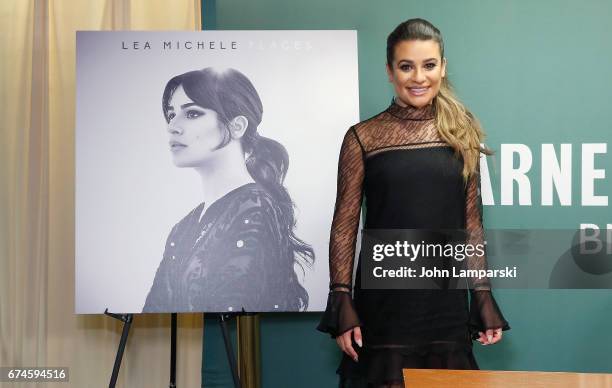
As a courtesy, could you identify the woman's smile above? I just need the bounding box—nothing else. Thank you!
[407,86,429,96]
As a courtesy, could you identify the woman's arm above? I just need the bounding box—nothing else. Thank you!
[142,226,178,313]
[465,158,510,343]
[317,127,365,340]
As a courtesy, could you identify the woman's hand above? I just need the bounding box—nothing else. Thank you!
[476,327,503,345]
[336,326,362,362]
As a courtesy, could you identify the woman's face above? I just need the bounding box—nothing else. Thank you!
[386,39,446,108]
[166,84,225,167]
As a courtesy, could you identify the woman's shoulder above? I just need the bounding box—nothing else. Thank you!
[170,202,205,231]
[169,183,277,230]
[226,182,278,215]
[353,109,388,129]
[218,183,283,235]
[350,104,397,139]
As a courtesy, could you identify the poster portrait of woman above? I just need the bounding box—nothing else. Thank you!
[142,67,314,313]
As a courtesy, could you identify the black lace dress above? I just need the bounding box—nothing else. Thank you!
[143,182,307,313]
[317,101,510,387]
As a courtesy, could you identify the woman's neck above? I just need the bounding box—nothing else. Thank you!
[394,96,433,108]
[194,145,254,214]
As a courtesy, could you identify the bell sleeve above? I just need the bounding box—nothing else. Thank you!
[317,127,365,338]
[465,157,511,339]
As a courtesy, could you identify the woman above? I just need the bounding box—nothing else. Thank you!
[143,67,314,313]
[317,19,510,387]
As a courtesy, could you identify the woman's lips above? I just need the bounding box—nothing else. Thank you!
[407,87,429,96]
[169,141,187,152]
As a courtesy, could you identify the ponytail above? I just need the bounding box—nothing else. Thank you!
[434,79,493,183]
[246,134,288,186]
[246,134,315,310]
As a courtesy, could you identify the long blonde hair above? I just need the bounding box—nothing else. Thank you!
[434,78,492,181]
[387,18,493,181]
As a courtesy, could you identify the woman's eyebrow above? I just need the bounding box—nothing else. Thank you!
[180,102,201,109]
[398,58,438,64]
[166,102,202,111]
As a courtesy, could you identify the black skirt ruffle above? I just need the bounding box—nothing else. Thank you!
[338,341,478,387]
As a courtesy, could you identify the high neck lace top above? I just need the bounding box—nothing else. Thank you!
[317,101,510,387]
[386,100,435,120]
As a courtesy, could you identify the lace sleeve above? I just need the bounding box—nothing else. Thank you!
[317,127,364,337]
[465,158,510,339]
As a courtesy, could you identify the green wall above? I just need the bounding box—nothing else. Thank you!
[202,0,612,386]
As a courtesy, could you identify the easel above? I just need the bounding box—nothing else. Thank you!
[104,309,248,388]
[218,312,241,388]
[104,309,134,388]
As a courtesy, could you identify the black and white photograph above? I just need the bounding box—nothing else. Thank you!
[75,31,359,314]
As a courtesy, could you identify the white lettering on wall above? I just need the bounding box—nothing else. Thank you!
[501,144,532,205]
[581,144,608,206]
[579,224,612,254]
[542,144,572,206]
[480,152,495,206]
